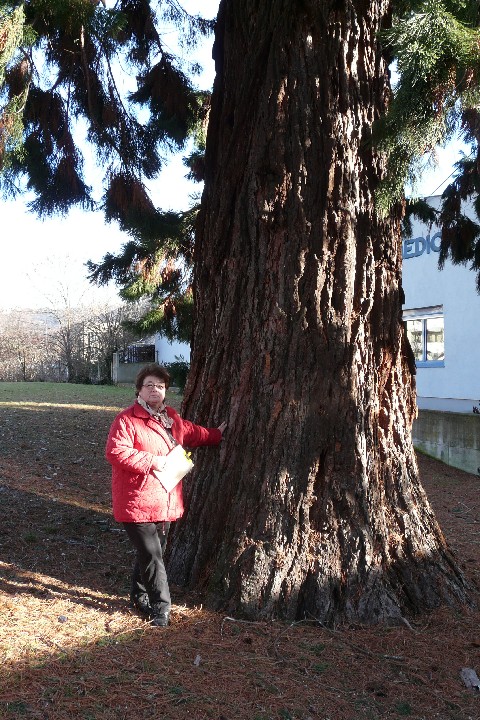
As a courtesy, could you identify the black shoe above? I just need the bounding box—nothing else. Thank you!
[150,604,170,627]
[130,592,151,616]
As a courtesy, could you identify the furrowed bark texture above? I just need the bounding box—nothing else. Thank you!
[167,0,469,623]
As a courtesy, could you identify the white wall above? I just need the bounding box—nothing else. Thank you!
[153,337,190,365]
[402,196,480,412]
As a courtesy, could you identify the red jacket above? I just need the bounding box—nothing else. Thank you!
[105,401,222,523]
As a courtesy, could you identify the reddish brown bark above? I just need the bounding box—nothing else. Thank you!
[167,0,469,623]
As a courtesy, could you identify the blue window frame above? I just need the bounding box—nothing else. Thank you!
[403,307,445,368]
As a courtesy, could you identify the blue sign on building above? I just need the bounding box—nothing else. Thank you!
[402,232,441,259]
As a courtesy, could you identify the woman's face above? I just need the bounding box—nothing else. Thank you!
[138,374,166,411]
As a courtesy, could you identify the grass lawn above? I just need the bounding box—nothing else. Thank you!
[0,381,182,411]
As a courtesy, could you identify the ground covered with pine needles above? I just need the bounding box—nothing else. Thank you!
[0,382,479,720]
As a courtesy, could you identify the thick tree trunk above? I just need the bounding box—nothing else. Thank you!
[167,0,469,623]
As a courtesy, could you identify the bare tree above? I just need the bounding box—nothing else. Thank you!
[0,299,143,384]
[82,302,145,383]
[0,310,49,380]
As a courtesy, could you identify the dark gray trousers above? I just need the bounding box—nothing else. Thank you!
[123,521,171,612]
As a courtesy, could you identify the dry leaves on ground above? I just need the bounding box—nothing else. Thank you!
[0,386,479,720]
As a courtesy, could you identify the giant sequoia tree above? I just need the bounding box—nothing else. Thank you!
[2,1,478,624]
[167,0,470,623]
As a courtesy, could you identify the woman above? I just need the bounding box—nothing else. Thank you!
[106,363,226,627]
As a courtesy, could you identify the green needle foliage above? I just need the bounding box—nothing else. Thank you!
[375,0,480,290]
[437,156,480,291]
[87,200,197,342]
[0,0,213,340]
[376,0,480,212]
[0,4,35,175]
[4,0,480,344]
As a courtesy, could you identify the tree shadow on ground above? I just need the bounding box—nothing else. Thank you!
[0,403,133,609]
[0,483,131,609]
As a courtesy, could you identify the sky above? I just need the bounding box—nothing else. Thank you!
[1,0,219,312]
[0,1,470,312]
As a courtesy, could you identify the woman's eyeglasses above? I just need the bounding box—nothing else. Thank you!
[142,383,165,390]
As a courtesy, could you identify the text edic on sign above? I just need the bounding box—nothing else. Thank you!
[402,232,441,260]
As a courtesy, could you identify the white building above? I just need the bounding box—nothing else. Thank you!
[152,336,190,365]
[402,195,480,475]
[111,335,190,385]
[402,195,480,413]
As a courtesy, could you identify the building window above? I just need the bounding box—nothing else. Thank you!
[119,344,156,364]
[403,306,445,368]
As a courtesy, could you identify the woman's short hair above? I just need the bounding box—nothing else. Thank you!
[135,363,171,395]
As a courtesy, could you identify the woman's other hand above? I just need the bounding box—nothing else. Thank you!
[217,421,227,436]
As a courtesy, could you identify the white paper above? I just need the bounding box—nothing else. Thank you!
[153,444,194,492]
